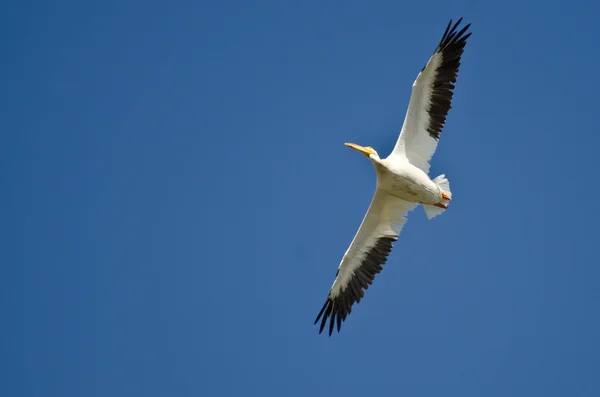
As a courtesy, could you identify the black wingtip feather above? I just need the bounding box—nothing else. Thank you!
[314,236,397,336]
[314,300,327,325]
[425,18,472,141]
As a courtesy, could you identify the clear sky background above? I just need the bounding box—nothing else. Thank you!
[2,0,600,396]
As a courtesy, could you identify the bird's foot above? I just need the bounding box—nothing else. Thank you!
[441,191,451,201]
[434,202,448,209]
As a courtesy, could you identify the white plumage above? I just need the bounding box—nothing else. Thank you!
[315,18,471,335]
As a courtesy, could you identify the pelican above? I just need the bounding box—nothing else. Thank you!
[315,18,471,335]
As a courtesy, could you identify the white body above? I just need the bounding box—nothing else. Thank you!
[373,156,442,205]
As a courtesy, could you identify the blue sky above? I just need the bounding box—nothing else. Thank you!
[3,0,600,396]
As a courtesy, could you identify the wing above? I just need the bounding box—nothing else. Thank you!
[314,189,418,336]
[387,18,471,173]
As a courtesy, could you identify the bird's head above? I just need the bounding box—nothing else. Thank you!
[344,143,379,160]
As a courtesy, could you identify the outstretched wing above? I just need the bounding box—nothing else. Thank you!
[314,189,417,335]
[388,18,471,173]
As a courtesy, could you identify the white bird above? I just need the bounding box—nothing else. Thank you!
[315,18,471,335]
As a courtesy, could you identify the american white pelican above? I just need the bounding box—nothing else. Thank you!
[315,18,471,335]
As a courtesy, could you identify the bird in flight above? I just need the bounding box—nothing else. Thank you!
[315,18,472,336]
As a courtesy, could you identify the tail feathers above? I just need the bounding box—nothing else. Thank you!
[423,174,452,220]
[423,204,446,220]
[433,174,452,199]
